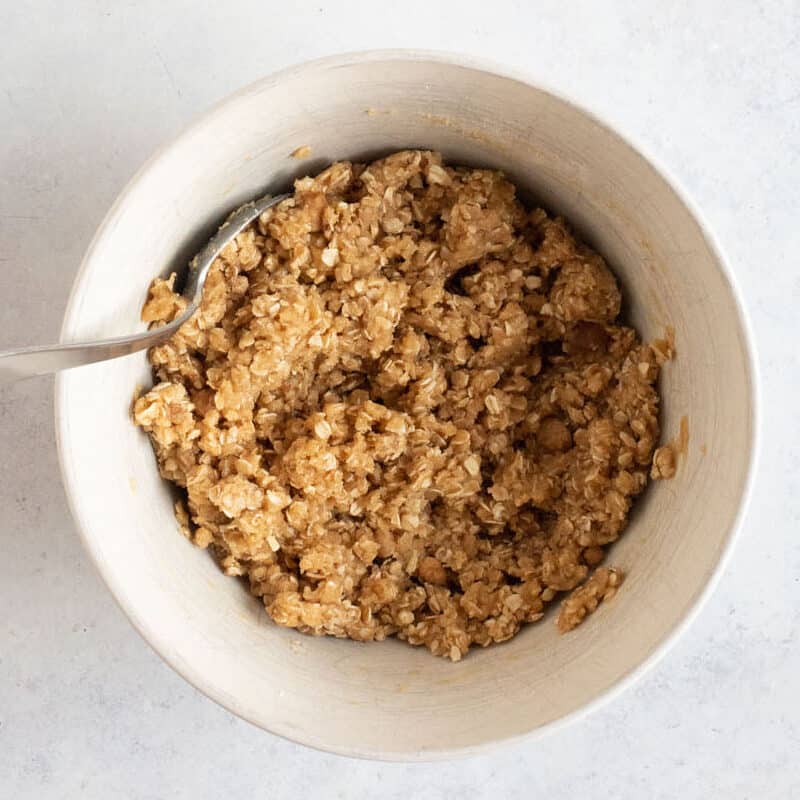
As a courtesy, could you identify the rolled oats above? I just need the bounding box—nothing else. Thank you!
[133,150,668,660]
[557,566,624,632]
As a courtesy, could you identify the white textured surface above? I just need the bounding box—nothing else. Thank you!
[0,1,796,796]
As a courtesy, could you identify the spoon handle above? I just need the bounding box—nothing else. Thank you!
[0,319,184,385]
[0,192,289,386]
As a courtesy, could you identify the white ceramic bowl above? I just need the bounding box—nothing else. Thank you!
[56,51,757,760]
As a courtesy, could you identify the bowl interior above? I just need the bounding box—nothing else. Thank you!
[57,53,754,759]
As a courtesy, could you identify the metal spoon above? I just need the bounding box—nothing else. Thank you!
[0,192,290,385]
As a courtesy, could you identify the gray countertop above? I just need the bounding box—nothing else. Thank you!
[1,2,797,797]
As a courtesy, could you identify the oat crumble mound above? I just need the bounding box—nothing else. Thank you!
[133,150,671,661]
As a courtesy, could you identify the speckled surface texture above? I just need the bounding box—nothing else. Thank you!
[0,2,796,797]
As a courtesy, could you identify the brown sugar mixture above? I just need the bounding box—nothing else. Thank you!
[133,150,673,661]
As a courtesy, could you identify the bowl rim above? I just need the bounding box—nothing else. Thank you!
[54,48,761,761]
